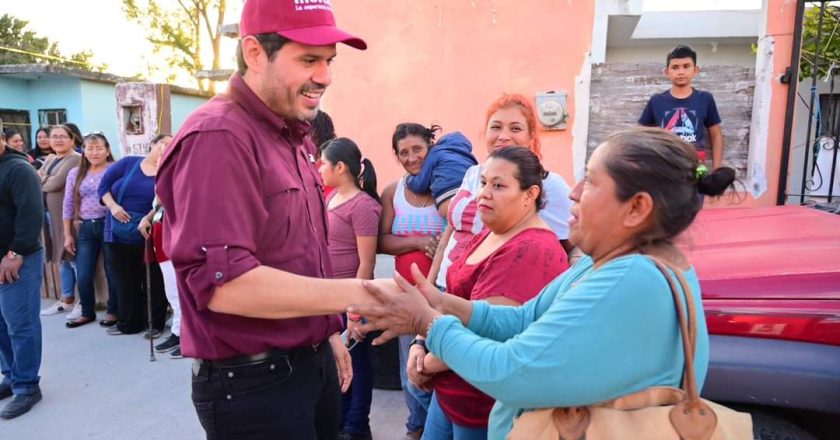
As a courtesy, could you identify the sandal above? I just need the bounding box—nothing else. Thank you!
[98,319,117,327]
[66,317,96,328]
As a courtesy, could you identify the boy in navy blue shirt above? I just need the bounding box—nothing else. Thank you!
[639,45,724,168]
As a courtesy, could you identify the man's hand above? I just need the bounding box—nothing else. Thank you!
[406,343,434,391]
[0,256,24,284]
[328,333,353,393]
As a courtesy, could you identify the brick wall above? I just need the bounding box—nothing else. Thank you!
[587,63,755,176]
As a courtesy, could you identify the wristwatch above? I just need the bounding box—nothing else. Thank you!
[5,251,21,260]
[409,338,427,353]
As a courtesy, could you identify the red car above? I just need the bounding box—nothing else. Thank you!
[682,206,840,439]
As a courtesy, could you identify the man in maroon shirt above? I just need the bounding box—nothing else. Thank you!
[157,1,387,439]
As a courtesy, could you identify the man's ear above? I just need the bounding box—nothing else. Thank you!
[241,36,266,74]
[623,191,654,230]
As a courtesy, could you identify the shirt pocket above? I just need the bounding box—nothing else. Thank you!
[261,171,306,261]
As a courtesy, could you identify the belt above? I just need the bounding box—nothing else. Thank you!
[194,343,325,372]
[80,218,105,223]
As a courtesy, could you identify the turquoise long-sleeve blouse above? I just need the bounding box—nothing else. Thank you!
[426,254,710,440]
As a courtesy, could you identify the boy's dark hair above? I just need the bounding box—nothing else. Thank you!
[666,45,697,66]
[236,33,291,75]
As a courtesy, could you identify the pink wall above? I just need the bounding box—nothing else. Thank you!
[329,0,595,190]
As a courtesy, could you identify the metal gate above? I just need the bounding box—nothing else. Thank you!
[779,1,840,208]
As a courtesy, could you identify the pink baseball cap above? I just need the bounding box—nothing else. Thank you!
[240,0,367,50]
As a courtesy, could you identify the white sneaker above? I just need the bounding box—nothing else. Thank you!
[40,301,71,316]
[65,303,82,321]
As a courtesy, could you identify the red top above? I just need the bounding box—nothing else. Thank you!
[437,227,569,428]
[157,74,341,360]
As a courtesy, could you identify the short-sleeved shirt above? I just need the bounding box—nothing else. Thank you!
[326,191,382,279]
[435,227,569,428]
[156,74,341,360]
[437,164,571,288]
[638,89,721,150]
[63,166,110,220]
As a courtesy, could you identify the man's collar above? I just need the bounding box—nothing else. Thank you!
[227,74,312,137]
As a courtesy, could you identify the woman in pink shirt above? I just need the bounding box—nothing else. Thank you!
[319,137,382,440]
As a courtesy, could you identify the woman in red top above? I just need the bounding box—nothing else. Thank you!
[412,147,569,439]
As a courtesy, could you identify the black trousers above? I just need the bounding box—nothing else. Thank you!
[191,343,341,440]
[106,242,167,333]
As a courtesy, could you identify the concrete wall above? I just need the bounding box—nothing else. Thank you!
[27,77,84,127]
[0,77,31,110]
[588,63,755,176]
[79,81,120,156]
[329,0,595,188]
[171,94,208,133]
[606,44,757,68]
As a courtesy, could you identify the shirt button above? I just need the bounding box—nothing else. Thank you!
[269,364,275,370]
[226,394,232,400]
[215,272,223,280]
[227,372,234,378]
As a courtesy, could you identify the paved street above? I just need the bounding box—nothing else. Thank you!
[0,256,409,439]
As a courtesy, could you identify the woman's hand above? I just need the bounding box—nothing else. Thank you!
[63,236,76,256]
[346,317,365,341]
[406,344,435,391]
[110,204,131,223]
[349,264,442,345]
[417,234,441,259]
[138,216,153,239]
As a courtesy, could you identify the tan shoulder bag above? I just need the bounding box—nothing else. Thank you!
[508,258,752,440]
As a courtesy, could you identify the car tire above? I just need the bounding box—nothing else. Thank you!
[750,411,818,440]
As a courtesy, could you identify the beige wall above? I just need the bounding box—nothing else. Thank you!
[606,44,757,68]
[328,0,596,189]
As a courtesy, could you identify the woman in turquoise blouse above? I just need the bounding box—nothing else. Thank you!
[351,127,737,440]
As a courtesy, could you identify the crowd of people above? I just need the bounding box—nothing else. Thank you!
[0,0,740,438]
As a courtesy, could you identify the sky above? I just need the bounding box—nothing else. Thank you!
[3,0,761,88]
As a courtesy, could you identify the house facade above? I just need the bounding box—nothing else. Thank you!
[0,64,208,159]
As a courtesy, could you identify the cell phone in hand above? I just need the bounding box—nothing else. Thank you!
[341,329,359,350]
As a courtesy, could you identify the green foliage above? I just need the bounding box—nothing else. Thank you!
[800,5,840,80]
[122,0,227,92]
[0,14,99,71]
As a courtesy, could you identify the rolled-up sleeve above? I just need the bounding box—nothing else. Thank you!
[157,131,263,310]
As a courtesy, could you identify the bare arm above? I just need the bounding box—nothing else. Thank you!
[427,224,453,283]
[355,235,378,280]
[377,182,423,255]
[708,123,724,169]
[208,266,387,318]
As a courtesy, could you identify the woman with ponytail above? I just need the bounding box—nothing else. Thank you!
[318,137,382,440]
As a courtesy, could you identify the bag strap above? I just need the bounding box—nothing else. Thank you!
[116,160,142,205]
[648,257,717,440]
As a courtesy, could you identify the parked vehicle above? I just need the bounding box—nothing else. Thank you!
[683,205,840,439]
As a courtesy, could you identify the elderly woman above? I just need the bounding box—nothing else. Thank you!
[39,125,82,316]
[351,127,736,440]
